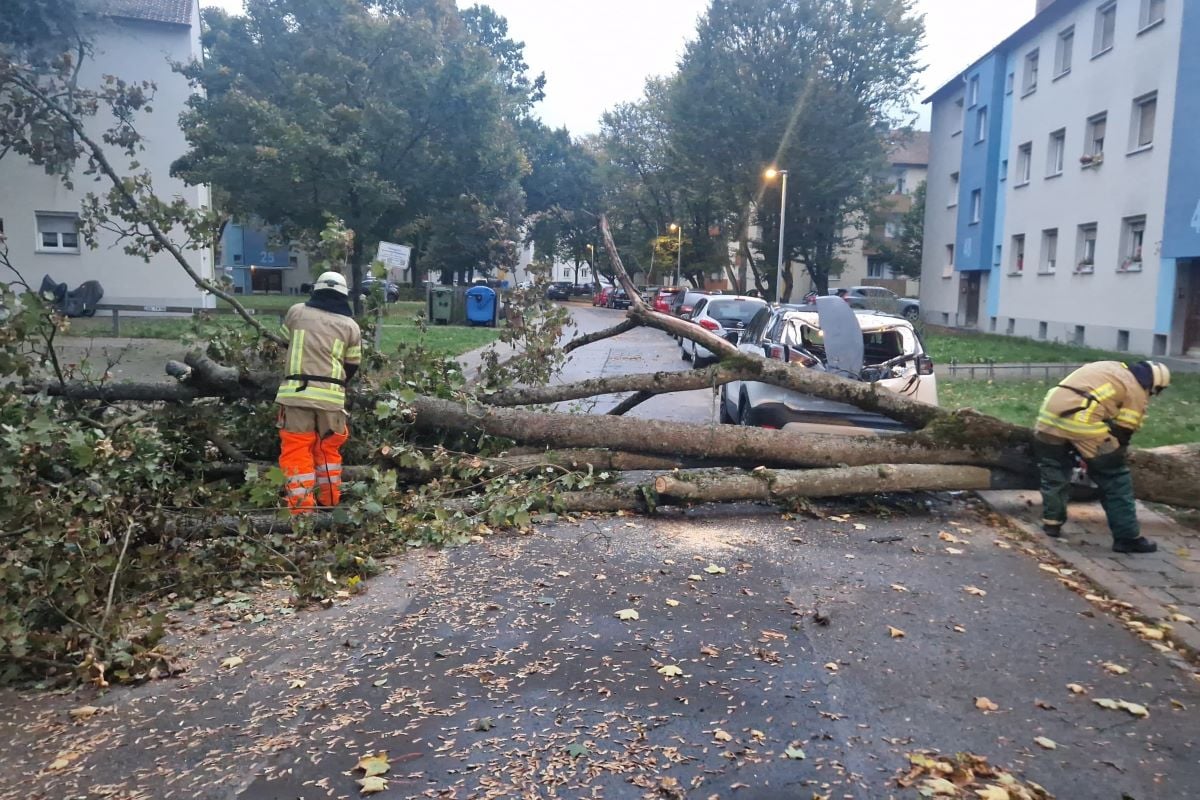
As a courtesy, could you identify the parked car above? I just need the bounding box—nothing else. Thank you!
[592,285,616,306]
[837,285,920,320]
[360,276,400,302]
[546,281,572,301]
[669,289,715,340]
[607,287,632,310]
[720,296,937,432]
[572,283,593,296]
[682,296,769,366]
[652,287,681,314]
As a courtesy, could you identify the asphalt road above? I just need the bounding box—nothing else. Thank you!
[4,303,1199,799]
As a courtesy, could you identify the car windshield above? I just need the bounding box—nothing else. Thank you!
[795,324,912,365]
[706,298,764,325]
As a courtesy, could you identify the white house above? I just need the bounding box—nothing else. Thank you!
[921,0,1200,357]
[0,0,213,308]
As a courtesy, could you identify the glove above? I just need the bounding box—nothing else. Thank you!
[1108,424,1134,448]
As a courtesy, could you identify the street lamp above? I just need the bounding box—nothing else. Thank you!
[668,223,682,286]
[764,167,789,303]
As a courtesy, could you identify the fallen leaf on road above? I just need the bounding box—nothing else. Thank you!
[824,662,839,671]
[1117,700,1149,718]
[355,753,390,777]
[1038,564,1061,575]
[1171,613,1195,624]
[713,729,733,742]
[704,564,727,575]
[657,664,683,677]
[615,608,639,621]
[975,697,999,712]
[68,706,101,721]
[1033,736,1057,750]
[1102,663,1129,675]
[964,586,988,597]
[938,531,963,543]
[1067,683,1087,694]
[921,777,960,796]
[288,678,306,689]
[888,626,906,639]
[474,717,495,732]
[1034,699,1056,710]
[1139,628,1165,641]
[220,656,243,669]
[357,776,387,794]
[953,625,967,633]
[853,523,867,531]
[565,743,589,758]
[46,752,80,771]
[975,786,1011,800]
[945,547,965,555]
[891,583,910,593]
[1093,697,1121,710]
[700,645,721,657]
[783,745,807,760]
[687,574,703,581]
[665,598,680,607]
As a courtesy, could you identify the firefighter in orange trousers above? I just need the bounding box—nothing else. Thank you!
[1034,360,1170,553]
[275,272,362,513]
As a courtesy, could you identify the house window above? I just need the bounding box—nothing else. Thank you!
[953,97,964,136]
[946,244,955,268]
[1047,129,1066,176]
[1077,223,1098,271]
[1007,318,1016,335]
[975,107,988,142]
[1016,143,1033,185]
[1011,234,1026,274]
[1095,2,1117,55]
[894,171,907,195]
[1005,72,1015,95]
[1000,159,1008,182]
[867,258,887,279]
[1131,92,1157,150]
[35,212,80,254]
[1120,215,1146,270]
[994,244,1003,266]
[1040,229,1059,273]
[1086,113,1107,158]
[1056,26,1075,75]
[1140,0,1166,30]
[968,75,980,107]
[884,221,900,239]
[1117,330,1130,351]
[970,190,983,224]
[948,172,959,207]
[1023,50,1040,94]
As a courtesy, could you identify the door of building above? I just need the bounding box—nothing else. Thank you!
[1184,261,1200,356]
[963,273,982,328]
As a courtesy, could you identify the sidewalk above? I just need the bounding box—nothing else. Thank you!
[982,489,1200,660]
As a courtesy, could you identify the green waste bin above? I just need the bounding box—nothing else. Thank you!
[429,286,454,325]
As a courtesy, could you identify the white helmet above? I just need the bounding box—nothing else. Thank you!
[1148,361,1171,395]
[314,271,349,296]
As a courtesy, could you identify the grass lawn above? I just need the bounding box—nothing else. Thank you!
[61,299,501,358]
[939,374,1200,448]
[922,328,1126,364]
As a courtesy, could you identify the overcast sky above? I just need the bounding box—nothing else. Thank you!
[199,0,1035,134]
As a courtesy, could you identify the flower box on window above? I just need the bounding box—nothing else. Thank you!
[1075,260,1094,274]
[1118,258,1143,273]
[1079,153,1104,168]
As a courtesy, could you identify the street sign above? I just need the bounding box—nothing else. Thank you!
[376,241,412,271]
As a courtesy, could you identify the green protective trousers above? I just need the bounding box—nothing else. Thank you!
[1033,438,1140,541]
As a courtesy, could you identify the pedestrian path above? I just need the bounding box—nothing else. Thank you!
[983,489,1200,660]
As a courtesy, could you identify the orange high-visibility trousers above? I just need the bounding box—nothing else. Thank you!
[279,430,319,514]
[314,428,349,507]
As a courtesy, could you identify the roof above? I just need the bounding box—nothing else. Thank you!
[886,131,929,167]
[105,0,193,26]
[924,0,1088,103]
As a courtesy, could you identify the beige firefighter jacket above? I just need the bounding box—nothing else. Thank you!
[274,303,362,412]
[1034,361,1148,454]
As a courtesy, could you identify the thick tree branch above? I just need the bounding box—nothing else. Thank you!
[607,391,654,416]
[562,318,639,354]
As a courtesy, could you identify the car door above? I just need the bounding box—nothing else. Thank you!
[727,307,774,413]
[740,310,788,411]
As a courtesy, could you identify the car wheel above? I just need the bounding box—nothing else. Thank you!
[903,307,920,321]
[718,388,735,424]
[738,394,755,427]
[692,342,709,368]
[681,341,692,361]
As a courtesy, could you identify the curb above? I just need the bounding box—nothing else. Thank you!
[979,490,1200,664]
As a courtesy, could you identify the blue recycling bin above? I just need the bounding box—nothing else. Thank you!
[465,285,498,327]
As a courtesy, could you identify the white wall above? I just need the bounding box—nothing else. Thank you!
[997,0,1182,352]
[920,87,967,325]
[0,10,212,307]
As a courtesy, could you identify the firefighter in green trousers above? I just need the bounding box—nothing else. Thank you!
[1033,360,1170,553]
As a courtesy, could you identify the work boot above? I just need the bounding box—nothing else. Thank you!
[1043,523,1063,539]
[1112,537,1158,554]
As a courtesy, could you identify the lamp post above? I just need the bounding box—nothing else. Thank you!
[764,167,789,303]
[668,223,682,286]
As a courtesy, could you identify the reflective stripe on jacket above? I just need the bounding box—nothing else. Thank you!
[1034,361,1147,442]
[275,303,362,411]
